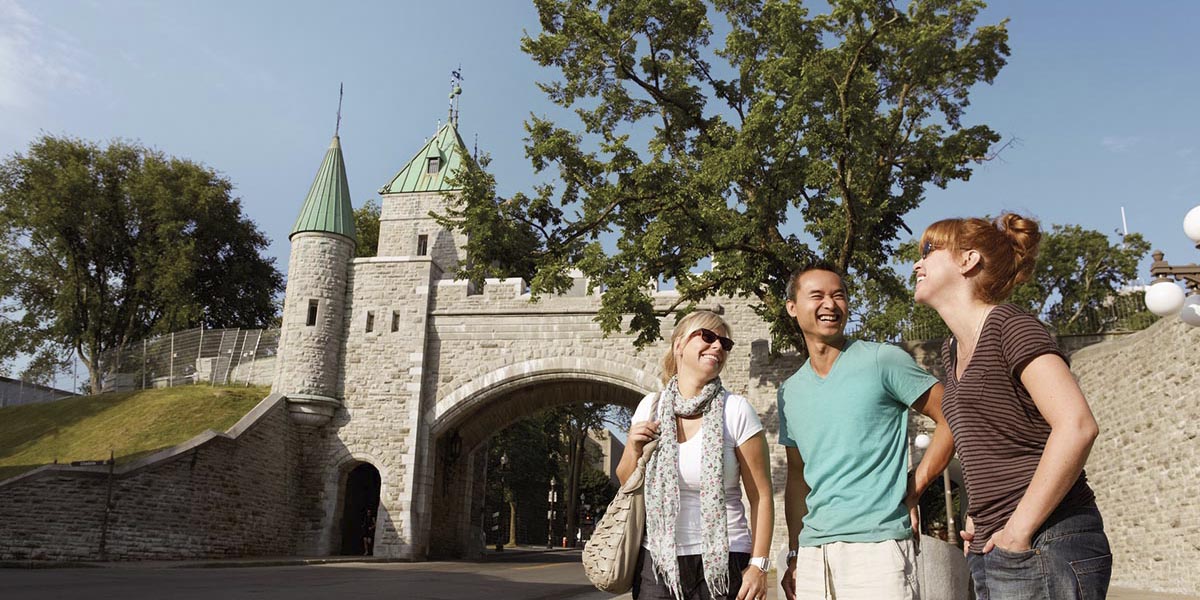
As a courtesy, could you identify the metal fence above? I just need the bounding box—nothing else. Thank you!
[96,327,280,393]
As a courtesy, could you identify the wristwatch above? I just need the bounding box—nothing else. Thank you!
[749,556,770,573]
[786,549,798,562]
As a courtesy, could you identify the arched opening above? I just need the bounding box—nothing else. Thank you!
[339,462,381,555]
[426,378,645,559]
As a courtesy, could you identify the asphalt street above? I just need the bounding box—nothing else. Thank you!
[0,550,603,600]
[0,549,1192,600]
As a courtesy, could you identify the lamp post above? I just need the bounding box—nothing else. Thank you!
[547,477,558,549]
[1145,205,1200,326]
[501,453,516,549]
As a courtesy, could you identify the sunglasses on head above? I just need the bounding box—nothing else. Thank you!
[920,240,940,260]
[691,328,735,351]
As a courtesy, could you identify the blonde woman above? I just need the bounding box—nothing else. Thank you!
[617,310,773,600]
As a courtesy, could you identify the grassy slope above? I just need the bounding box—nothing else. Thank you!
[0,385,269,482]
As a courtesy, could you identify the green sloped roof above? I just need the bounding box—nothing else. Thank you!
[291,135,356,241]
[379,121,470,194]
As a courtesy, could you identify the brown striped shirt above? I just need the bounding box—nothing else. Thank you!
[941,304,1095,554]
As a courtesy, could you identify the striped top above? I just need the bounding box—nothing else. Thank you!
[941,304,1095,554]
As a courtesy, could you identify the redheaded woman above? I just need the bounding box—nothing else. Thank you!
[913,214,1111,600]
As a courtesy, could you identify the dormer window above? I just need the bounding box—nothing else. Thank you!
[426,157,440,174]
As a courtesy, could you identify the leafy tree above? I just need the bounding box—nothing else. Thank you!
[0,135,284,393]
[1010,226,1150,333]
[353,199,381,258]
[548,401,625,547]
[852,226,1151,341]
[438,0,1009,351]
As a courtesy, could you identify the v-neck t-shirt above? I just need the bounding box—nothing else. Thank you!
[776,339,937,547]
[940,303,1095,554]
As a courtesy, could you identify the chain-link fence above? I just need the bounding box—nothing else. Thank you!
[95,327,280,393]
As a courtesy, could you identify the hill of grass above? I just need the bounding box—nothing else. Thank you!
[0,385,269,482]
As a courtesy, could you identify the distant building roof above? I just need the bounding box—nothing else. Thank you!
[291,135,356,241]
[379,121,471,194]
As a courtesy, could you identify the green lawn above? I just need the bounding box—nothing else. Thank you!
[0,385,269,482]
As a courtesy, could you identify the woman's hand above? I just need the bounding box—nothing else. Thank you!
[983,525,1033,554]
[736,565,768,600]
[627,419,660,455]
[960,515,974,556]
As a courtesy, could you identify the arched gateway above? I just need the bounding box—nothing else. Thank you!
[271,111,791,559]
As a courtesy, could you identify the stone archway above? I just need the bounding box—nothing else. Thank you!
[424,373,651,559]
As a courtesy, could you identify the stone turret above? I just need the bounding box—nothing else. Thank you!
[275,134,356,426]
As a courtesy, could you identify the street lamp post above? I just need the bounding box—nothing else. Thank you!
[547,477,558,549]
[1145,205,1200,326]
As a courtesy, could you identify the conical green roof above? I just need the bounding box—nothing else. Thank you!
[379,121,470,194]
[291,135,356,241]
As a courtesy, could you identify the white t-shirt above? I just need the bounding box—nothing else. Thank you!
[631,390,764,555]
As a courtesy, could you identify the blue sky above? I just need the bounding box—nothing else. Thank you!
[3,0,1199,290]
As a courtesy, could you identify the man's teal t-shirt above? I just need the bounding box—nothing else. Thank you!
[777,339,937,547]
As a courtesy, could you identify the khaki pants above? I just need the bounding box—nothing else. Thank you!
[793,539,919,600]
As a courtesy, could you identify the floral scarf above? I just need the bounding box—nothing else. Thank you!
[643,376,728,599]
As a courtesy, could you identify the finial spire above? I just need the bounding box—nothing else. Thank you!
[448,66,463,127]
[335,82,344,137]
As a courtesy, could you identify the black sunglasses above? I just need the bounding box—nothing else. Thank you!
[920,240,940,260]
[692,328,735,351]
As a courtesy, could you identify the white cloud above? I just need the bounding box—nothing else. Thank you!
[1101,136,1140,153]
[0,0,86,111]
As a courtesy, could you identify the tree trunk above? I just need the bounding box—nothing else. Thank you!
[564,430,585,547]
[507,499,517,547]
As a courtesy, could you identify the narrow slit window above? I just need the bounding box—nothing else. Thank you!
[426,157,440,174]
[306,300,318,326]
[365,311,375,333]
[417,234,429,256]
[391,311,400,332]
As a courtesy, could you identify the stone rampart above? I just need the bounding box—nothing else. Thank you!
[1071,317,1200,594]
[0,393,300,561]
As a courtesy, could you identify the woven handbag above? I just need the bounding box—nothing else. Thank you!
[582,401,659,593]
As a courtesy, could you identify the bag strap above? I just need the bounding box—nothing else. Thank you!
[636,392,661,466]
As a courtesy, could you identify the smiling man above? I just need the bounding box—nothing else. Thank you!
[777,262,953,600]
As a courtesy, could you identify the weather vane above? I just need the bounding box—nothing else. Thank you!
[448,66,463,126]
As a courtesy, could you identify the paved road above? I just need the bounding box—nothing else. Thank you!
[0,551,600,600]
[1,550,1194,600]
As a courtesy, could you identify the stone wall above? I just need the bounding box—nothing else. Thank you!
[0,393,300,561]
[377,190,466,273]
[1071,317,1200,594]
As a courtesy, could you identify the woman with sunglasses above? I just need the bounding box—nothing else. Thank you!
[913,214,1111,599]
[617,310,774,600]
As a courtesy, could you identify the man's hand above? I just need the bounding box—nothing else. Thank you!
[780,557,797,600]
[905,474,921,554]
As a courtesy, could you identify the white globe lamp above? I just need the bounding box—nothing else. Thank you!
[1146,280,1186,317]
[914,433,931,450]
[1181,295,1200,327]
[1184,205,1200,243]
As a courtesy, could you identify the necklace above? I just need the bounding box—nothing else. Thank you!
[956,306,994,376]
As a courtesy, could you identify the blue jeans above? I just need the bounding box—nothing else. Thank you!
[968,503,1111,600]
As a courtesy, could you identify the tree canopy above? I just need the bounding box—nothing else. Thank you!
[438,0,1010,350]
[854,225,1152,341]
[0,135,283,391]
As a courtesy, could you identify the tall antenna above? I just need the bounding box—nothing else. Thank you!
[335,82,344,136]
